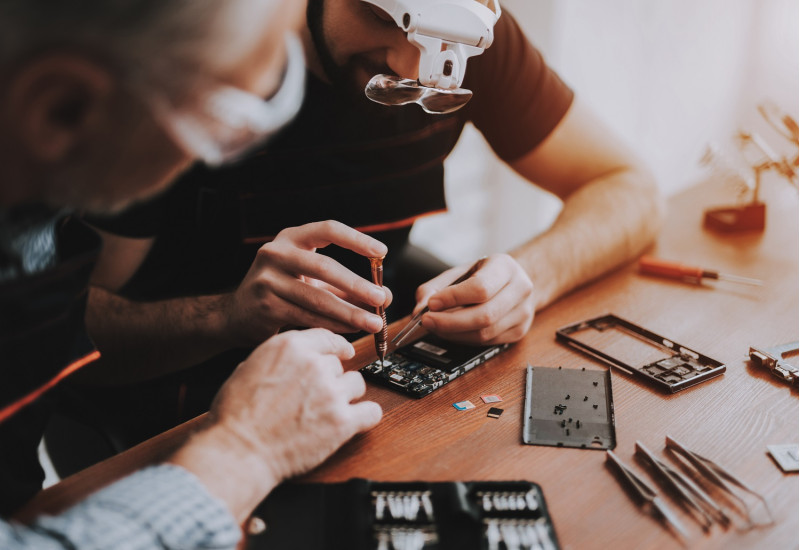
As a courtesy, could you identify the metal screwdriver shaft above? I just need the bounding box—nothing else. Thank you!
[369,256,388,364]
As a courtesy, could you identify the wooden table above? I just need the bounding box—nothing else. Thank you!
[20,178,799,549]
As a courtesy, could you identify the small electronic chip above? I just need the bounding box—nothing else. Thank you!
[481,394,503,404]
[487,407,503,419]
[767,444,799,472]
[453,400,475,411]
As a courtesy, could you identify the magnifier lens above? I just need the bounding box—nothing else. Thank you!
[365,74,472,114]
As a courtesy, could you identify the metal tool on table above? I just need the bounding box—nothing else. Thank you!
[391,257,487,348]
[369,256,388,364]
[749,341,799,385]
[665,436,774,530]
[606,450,689,542]
[639,255,763,286]
[361,0,501,114]
[634,441,729,532]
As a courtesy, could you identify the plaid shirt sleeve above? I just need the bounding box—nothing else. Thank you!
[0,464,242,549]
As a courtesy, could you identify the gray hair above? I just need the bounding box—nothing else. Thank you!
[0,0,278,97]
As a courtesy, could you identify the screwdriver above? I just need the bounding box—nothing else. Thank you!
[369,256,388,364]
[639,255,763,286]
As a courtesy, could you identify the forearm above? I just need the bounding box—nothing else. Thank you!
[512,167,664,309]
[82,286,241,384]
[4,465,242,549]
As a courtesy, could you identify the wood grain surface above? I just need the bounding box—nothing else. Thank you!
[18,177,799,549]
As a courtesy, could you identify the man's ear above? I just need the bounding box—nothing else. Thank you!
[5,54,113,162]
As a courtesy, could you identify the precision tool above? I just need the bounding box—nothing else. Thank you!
[606,450,689,541]
[391,257,487,348]
[635,441,729,531]
[639,255,763,286]
[361,0,501,113]
[370,256,388,364]
[665,435,774,530]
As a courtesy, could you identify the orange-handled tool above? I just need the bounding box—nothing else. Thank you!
[639,256,763,286]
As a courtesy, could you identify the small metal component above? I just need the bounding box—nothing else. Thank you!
[749,341,799,385]
[584,396,588,401]
[767,444,799,472]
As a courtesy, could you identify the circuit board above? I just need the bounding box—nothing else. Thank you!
[360,335,510,398]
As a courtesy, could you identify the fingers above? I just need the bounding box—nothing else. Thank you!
[261,246,386,308]
[339,370,367,401]
[279,220,388,259]
[269,273,385,333]
[347,400,383,432]
[417,255,535,345]
[286,327,355,359]
[423,298,534,344]
[426,259,509,312]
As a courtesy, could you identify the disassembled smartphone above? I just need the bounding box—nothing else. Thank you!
[360,335,510,398]
[523,365,616,450]
[556,314,726,393]
[749,341,799,385]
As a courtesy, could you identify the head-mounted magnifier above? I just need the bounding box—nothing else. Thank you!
[361,0,501,114]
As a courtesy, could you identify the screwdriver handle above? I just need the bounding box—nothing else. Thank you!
[639,255,707,281]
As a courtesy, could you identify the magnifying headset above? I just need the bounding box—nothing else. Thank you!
[361,0,501,114]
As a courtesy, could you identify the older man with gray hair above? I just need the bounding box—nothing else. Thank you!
[0,0,383,547]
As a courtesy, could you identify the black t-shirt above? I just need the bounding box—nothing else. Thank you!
[91,10,573,303]
[0,215,99,514]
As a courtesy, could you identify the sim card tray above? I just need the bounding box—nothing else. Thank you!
[556,314,726,394]
[523,365,615,450]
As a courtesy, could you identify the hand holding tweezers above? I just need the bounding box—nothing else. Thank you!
[606,450,689,542]
[391,257,487,348]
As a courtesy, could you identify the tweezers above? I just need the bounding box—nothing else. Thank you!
[635,441,728,531]
[606,450,689,542]
[391,257,487,348]
[665,436,774,530]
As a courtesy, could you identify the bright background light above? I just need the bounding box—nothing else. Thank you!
[412,0,799,265]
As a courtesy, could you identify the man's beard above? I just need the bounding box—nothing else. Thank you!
[306,0,397,116]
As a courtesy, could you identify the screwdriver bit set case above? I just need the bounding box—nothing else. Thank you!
[245,479,560,550]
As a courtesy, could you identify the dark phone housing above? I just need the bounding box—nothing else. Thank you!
[360,335,510,398]
[556,314,726,393]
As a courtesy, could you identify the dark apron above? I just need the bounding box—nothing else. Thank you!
[0,218,99,515]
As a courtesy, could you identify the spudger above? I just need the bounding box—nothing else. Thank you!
[639,255,763,286]
[391,257,487,348]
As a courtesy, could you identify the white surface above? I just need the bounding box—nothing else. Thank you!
[411,0,798,264]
